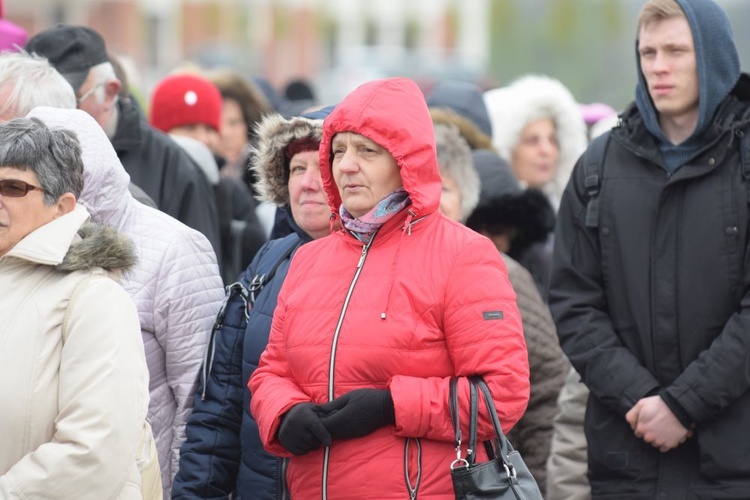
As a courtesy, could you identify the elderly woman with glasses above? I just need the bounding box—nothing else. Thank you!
[0,117,155,499]
[249,78,530,499]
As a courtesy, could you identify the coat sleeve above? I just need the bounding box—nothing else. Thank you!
[0,276,149,499]
[248,274,312,458]
[663,234,750,426]
[155,230,225,483]
[389,237,530,443]
[549,155,661,416]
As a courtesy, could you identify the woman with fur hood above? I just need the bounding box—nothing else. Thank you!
[484,75,588,210]
[0,117,155,499]
[173,106,335,499]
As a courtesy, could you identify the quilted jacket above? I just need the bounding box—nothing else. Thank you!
[29,107,225,497]
[249,78,530,499]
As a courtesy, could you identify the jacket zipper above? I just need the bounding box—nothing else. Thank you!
[280,457,289,500]
[403,438,422,499]
[322,238,375,500]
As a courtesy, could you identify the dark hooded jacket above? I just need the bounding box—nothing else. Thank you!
[550,0,750,496]
[111,97,222,260]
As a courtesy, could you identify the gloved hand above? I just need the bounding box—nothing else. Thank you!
[317,388,395,440]
[277,403,331,455]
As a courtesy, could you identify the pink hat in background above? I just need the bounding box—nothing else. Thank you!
[0,0,28,53]
[579,102,617,126]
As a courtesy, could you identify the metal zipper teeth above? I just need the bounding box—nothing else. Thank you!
[322,239,374,500]
[403,438,422,499]
[280,457,289,500]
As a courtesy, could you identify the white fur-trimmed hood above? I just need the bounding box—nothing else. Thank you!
[484,75,588,208]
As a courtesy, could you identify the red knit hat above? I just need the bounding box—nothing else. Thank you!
[149,73,222,133]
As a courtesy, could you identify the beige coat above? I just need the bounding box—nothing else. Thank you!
[0,205,151,499]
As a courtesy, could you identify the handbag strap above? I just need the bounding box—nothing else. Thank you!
[471,376,516,475]
[467,377,479,466]
[449,377,469,470]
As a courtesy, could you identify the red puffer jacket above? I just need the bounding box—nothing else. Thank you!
[249,78,530,499]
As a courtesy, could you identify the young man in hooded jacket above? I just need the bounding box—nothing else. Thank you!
[550,0,750,497]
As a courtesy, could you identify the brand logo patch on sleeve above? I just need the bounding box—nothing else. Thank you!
[483,311,504,320]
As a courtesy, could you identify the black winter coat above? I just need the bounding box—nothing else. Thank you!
[550,76,750,498]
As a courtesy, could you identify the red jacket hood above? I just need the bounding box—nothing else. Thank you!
[319,77,442,218]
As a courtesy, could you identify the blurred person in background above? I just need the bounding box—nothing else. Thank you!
[427,79,495,148]
[249,77,529,499]
[551,0,750,497]
[31,105,225,499]
[25,24,222,260]
[435,122,566,495]
[210,69,277,238]
[484,75,588,211]
[0,117,154,499]
[149,72,266,282]
[173,106,333,499]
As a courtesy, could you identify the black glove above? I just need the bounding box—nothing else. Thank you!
[277,403,331,455]
[317,388,395,440]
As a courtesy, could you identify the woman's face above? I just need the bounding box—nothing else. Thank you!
[510,117,559,189]
[288,150,330,239]
[331,132,402,218]
[0,167,65,257]
[439,171,463,222]
[219,98,249,164]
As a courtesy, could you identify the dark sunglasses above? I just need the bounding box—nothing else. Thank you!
[0,179,47,198]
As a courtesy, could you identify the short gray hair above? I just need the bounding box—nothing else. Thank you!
[435,123,480,221]
[0,117,84,205]
[0,51,76,119]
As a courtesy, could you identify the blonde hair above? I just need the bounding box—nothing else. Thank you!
[638,0,685,31]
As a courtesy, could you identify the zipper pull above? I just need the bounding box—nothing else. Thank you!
[357,245,368,268]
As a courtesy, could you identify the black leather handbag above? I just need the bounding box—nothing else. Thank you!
[449,376,543,500]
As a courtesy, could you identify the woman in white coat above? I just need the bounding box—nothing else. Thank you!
[0,117,153,498]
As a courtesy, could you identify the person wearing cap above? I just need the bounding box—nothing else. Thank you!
[149,72,266,283]
[25,24,222,261]
[434,123,566,496]
[172,106,335,499]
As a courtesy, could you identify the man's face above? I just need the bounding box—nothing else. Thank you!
[75,71,110,129]
[638,16,699,124]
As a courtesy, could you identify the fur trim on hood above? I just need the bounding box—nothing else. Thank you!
[58,221,137,273]
[484,75,588,207]
[250,109,330,206]
[429,107,495,151]
[465,188,554,258]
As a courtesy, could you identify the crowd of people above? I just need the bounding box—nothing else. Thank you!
[1,0,749,498]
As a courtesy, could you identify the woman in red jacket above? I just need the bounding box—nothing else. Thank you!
[249,77,530,499]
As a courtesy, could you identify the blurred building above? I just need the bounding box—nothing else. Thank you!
[8,0,489,103]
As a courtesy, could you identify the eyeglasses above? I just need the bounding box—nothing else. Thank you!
[0,179,47,198]
[76,82,104,106]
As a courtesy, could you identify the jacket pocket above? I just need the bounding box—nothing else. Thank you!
[697,393,750,479]
[584,397,655,483]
